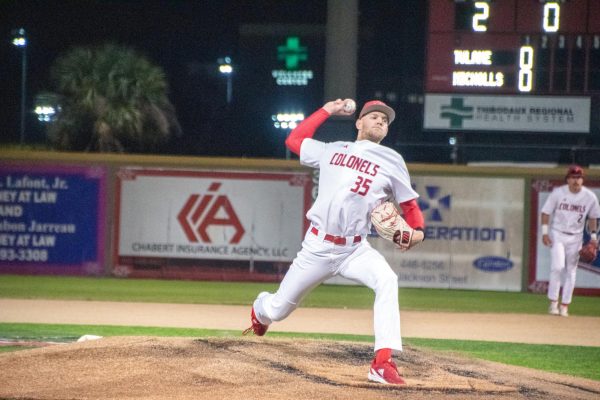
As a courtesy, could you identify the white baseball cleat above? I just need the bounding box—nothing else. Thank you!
[548,302,559,315]
[559,305,569,317]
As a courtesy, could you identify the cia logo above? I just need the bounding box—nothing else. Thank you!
[413,185,451,222]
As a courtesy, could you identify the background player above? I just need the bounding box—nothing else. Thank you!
[541,165,600,317]
[243,98,425,385]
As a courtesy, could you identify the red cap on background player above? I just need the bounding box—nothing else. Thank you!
[566,164,584,179]
[359,100,395,125]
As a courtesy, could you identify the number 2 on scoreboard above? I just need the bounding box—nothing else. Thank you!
[472,2,489,32]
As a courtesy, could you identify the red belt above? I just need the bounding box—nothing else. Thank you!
[310,226,361,245]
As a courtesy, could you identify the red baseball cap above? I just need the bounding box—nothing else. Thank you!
[358,100,395,124]
[566,164,584,178]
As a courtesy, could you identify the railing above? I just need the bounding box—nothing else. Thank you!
[395,142,600,166]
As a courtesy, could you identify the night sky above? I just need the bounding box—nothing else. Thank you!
[0,1,426,158]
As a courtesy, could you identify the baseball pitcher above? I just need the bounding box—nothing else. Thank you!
[243,99,425,385]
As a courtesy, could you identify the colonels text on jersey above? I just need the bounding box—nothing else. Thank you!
[557,201,586,214]
[329,152,380,177]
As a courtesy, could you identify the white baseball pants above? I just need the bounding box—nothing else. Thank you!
[547,230,583,304]
[253,227,402,351]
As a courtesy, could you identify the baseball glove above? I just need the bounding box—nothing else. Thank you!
[579,241,598,263]
[371,202,423,251]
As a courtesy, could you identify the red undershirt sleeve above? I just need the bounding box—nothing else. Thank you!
[399,199,425,230]
[285,108,331,156]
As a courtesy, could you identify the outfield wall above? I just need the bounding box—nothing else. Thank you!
[1,150,599,294]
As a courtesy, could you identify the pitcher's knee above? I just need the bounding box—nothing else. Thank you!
[268,301,298,322]
[375,271,399,294]
[550,266,564,274]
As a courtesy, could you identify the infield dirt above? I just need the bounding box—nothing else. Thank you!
[1,336,600,400]
[1,299,600,399]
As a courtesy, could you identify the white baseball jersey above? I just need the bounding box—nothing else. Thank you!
[300,138,418,236]
[541,185,600,234]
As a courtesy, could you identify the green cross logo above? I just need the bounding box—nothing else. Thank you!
[440,98,473,128]
[277,37,307,70]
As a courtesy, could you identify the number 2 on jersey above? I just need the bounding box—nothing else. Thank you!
[351,176,372,196]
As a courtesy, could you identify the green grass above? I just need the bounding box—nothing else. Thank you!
[0,322,375,343]
[1,322,598,381]
[0,275,275,305]
[0,143,55,151]
[408,338,600,381]
[0,323,244,341]
[2,274,600,315]
[0,346,17,353]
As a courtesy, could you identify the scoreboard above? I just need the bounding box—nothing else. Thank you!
[424,0,597,134]
[426,0,600,95]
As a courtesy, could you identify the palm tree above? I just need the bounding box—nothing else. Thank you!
[47,44,181,153]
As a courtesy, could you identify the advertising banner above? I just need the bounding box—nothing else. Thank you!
[424,94,590,133]
[0,164,106,275]
[328,176,525,291]
[116,168,312,264]
[529,179,600,295]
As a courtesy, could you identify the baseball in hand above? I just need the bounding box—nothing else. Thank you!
[343,99,356,113]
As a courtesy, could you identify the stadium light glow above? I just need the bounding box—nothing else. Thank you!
[11,27,28,143]
[217,57,233,103]
[272,113,304,130]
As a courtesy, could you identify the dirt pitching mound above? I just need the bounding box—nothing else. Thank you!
[1,336,599,400]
